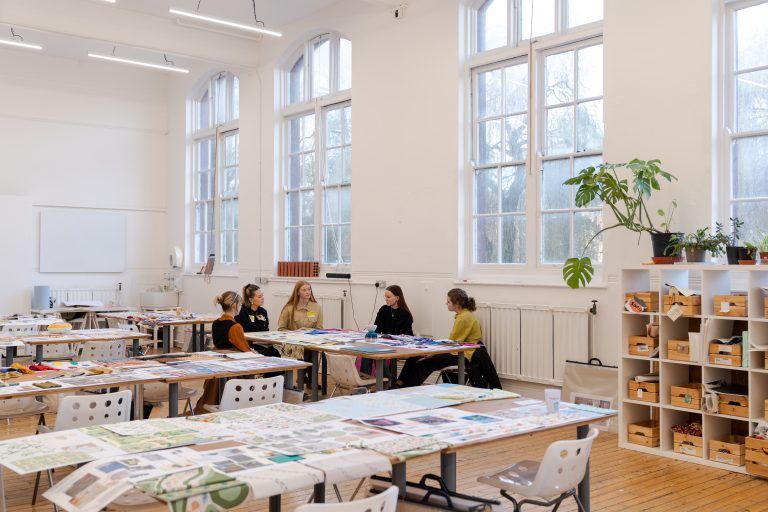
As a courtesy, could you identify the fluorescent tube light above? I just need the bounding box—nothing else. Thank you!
[169,8,282,37]
[87,53,190,74]
[0,38,43,50]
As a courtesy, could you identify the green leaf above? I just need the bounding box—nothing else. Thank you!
[563,257,595,289]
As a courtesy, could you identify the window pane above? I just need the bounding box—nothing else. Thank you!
[479,119,502,164]
[736,69,768,132]
[195,203,206,231]
[312,37,331,98]
[342,147,352,183]
[324,188,339,224]
[232,76,240,120]
[343,106,352,144]
[574,211,602,263]
[521,0,555,40]
[340,186,351,222]
[568,0,603,27]
[301,227,314,261]
[286,227,300,260]
[221,201,231,231]
[578,44,603,98]
[326,148,342,185]
[301,153,315,188]
[546,106,574,155]
[301,115,316,151]
[541,159,570,210]
[475,216,499,263]
[289,56,305,105]
[222,167,238,197]
[477,0,507,52]
[290,117,301,153]
[289,155,301,189]
[301,190,315,225]
[501,215,525,263]
[478,69,502,118]
[340,38,352,90]
[198,139,213,171]
[545,51,574,106]
[339,225,351,263]
[541,212,570,264]
[225,133,239,166]
[232,199,239,230]
[326,108,342,147]
[576,99,603,152]
[198,90,210,130]
[504,114,528,161]
[501,165,526,212]
[206,201,214,231]
[574,155,603,208]
[287,191,300,226]
[475,169,499,215]
[504,63,528,114]
[324,226,342,264]
[195,233,206,264]
[196,171,213,201]
[736,3,768,71]
[733,200,768,244]
[733,136,768,199]
[215,75,227,125]
[221,232,231,263]
[206,233,215,259]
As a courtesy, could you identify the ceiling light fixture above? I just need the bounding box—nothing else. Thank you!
[0,38,43,50]
[169,8,282,37]
[87,53,190,73]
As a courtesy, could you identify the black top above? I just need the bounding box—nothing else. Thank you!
[374,305,414,336]
[235,305,269,332]
[212,318,237,349]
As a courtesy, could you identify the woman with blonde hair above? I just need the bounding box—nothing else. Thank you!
[277,280,323,331]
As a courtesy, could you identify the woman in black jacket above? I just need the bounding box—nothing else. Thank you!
[360,285,414,377]
[234,283,280,357]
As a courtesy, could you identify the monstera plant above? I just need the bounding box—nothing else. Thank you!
[562,158,677,288]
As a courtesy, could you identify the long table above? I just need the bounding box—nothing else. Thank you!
[246,331,478,401]
[0,385,615,512]
[0,329,152,365]
[98,312,218,353]
[31,306,131,330]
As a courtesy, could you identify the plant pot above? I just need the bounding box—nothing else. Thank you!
[651,232,683,257]
[760,252,768,260]
[726,246,750,265]
[685,248,707,263]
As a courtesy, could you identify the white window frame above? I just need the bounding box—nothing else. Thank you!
[462,1,602,281]
[188,72,240,273]
[720,0,768,240]
[280,33,352,268]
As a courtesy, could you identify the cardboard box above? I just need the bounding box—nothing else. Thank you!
[713,294,747,317]
[674,432,703,457]
[718,393,749,417]
[710,435,746,466]
[628,380,659,403]
[628,335,658,356]
[627,420,660,448]
[668,339,691,361]
[670,383,702,410]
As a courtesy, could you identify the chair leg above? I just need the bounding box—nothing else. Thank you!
[333,484,343,502]
[572,491,586,512]
[329,384,339,398]
[350,477,366,500]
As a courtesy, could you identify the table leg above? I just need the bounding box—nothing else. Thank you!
[310,351,319,402]
[191,324,198,352]
[132,338,140,357]
[440,452,457,492]
[577,424,590,511]
[0,464,6,512]
[297,364,305,391]
[283,370,294,389]
[199,324,206,352]
[313,483,325,503]
[321,353,328,395]
[162,326,171,354]
[457,354,466,385]
[375,360,384,392]
[268,495,281,512]
[217,378,227,403]
[168,383,179,418]
[35,345,43,364]
[134,384,144,420]
[389,358,398,385]
[392,462,407,498]
[4,346,15,367]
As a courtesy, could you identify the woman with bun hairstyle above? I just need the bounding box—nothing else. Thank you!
[194,291,254,413]
[395,288,481,388]
[235,283,280,357]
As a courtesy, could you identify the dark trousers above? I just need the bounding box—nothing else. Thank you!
[398,353,460,387]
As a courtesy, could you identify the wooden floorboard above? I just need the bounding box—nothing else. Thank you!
[1,394,766,511]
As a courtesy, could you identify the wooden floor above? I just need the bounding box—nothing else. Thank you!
[2,395,767,511]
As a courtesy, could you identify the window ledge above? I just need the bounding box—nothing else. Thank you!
[460,265,606,289]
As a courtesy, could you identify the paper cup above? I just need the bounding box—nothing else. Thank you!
[545,388,561,414]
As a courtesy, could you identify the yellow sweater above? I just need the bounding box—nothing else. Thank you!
[449,309,481,360]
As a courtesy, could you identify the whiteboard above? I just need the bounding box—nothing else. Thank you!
[40,210,127,273]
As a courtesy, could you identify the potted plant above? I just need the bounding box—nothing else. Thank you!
[651,200,683,259]
[562,158,677,288]
[667,228,724,263]
[715,217,751,264]
[755,232,768,261]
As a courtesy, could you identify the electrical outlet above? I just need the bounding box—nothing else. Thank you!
[375,280,387,289]
[393,4,405,19]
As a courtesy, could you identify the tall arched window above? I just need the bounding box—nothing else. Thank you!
[281,33,352,265]
[190,71,240,268]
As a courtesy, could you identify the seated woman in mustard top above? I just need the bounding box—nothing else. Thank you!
[278,280,323,369]
[395,288,480,388]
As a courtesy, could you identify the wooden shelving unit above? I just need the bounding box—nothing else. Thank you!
[619,264,768,475]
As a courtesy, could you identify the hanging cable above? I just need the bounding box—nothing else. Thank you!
[10,28,23,41]
[164,54,176,67]
[251,0,265,28]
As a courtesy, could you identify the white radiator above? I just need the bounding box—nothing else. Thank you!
[477,303,590,385]
[51,287,119,307]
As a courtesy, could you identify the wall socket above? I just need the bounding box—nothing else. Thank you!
[255,276,269,285]
[375,280,387,289]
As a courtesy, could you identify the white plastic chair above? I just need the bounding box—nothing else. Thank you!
[143,382,197,416]
[203,375,284,413]
[33,390,132,508]
[295,486,399,512]
[75,340,127,361]
[0,397,48,426]
[478,428,599,512]
[326,353,387,397]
